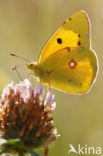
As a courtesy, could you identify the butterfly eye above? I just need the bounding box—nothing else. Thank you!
[57,38,62,44]
[30,64,34,67]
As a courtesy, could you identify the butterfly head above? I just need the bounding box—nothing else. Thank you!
[26,62,41,78]
[26,62,36,70]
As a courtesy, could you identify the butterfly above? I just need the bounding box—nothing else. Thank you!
[26,10,98,94]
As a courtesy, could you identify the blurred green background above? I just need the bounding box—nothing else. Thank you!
[0,0,103,156]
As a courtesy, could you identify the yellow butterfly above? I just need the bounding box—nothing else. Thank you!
[26,11,98,94]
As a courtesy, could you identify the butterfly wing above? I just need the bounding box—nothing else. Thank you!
[40,47,98,94]
[38,11,90,64]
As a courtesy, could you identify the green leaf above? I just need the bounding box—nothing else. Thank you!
[23,146,39,156]
[0,139,21,154]
[0,146,14,154]
[0,139,40,156]
[4,138,20,145]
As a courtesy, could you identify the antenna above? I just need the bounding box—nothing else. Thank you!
[10,53,30,63]
[10,53,30,80]
[12,65,23,81]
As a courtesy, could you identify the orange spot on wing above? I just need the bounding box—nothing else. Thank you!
[68,59,77,69]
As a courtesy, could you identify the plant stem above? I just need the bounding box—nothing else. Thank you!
[44,145,49,156]
[18,151,25,156]
[18,146,25,156]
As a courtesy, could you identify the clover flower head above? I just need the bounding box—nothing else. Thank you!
[0,79,58,156]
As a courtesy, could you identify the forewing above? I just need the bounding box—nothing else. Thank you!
[38,11,90,64]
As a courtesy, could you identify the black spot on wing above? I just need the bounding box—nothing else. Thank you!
[77,41,81,46]
[63,21,66,24]
[78,34,80,37]
[69,17,72,20]
[57,38,62,44]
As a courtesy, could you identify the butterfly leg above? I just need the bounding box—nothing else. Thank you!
[48,82,50,91]
[39,78,42,88]
[27,72,33,80]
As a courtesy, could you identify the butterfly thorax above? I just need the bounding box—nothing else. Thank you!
[26,62,49,83]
